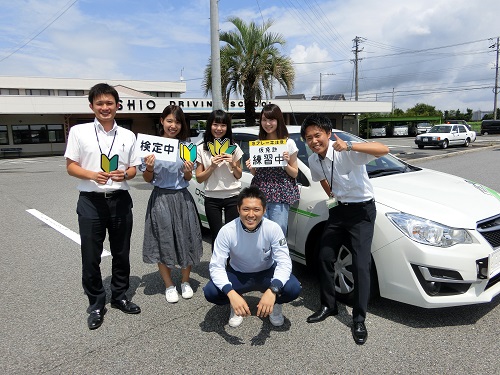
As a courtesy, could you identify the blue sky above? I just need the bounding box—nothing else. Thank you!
[0,0,499,113]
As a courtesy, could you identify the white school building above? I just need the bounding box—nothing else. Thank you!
[0,76,392,157]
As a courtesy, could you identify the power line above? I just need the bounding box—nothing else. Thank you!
[0,0,79,64]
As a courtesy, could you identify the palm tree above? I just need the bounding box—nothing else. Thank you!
[202,17,295,126]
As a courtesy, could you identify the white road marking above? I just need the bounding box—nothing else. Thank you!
[26,209,111,257]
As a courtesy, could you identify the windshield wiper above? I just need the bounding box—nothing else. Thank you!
[368,168,404,177]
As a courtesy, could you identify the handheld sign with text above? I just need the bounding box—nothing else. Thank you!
[249,139,287,168]
[136,133,178,162]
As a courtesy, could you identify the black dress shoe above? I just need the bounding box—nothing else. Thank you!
[111,299,141,314]
[88,308,107,330]
[351,322,368,345]
[306,305,339,323]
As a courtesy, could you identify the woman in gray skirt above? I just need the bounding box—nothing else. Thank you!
[141,105,203,303]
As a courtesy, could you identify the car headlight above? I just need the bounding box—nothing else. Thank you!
[386,213,472,247]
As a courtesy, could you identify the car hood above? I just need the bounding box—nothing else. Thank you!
[373,169,500,228]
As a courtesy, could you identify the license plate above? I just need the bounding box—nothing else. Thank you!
[423,138,428,142]
[490,248,500,276]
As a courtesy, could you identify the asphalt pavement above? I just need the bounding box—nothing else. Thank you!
[0,155,499,374]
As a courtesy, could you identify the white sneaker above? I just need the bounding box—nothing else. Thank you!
[228,307,243,328]
[165,286,179,303]
[269,304,284,327]
[181,282,193,299]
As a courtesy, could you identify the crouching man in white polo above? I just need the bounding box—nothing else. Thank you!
[204,186,301,327]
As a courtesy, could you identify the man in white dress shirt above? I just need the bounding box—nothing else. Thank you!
[301,114,389,345]
[65,83,141,330]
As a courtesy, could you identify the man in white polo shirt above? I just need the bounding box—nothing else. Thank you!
[65,83,141,330]
[301,114,389,345]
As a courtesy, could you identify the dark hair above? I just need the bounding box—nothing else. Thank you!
[237,186,267,209]
[203,109,234,150]
[159,105,190,141]
[258,104,289,140]
[300,114,333,139]
[88,83,119,104]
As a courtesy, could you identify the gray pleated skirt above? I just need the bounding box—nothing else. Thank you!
[143,187,203,268]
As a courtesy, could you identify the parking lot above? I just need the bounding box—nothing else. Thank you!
[374,133,500,161]
[0,154,499,374]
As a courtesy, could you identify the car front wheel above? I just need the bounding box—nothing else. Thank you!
[333,245,379,304]
[440,139,449,149]
[417,145,424,149]
[334,245,355,302]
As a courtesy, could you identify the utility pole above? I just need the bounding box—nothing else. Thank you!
[352,36,364,136]
[352,36,364,101]
[210,0,223,110]
[392,88,395,115]
[490,37,499,120]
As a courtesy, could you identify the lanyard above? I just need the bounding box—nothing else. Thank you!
[95,124,118,172]
[94,124,117,158]
[319,155,334,197]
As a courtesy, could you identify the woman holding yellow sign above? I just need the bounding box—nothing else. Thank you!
[246,104,299,236]
[141,105,203,304]
[195,109,243,248]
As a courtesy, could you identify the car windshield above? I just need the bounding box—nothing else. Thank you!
[288,132,416,178]
[428,125,452,133]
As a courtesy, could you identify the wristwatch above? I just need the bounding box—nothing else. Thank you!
[269,285,281,296]
[124,171,129,180]
[346,141,353,151]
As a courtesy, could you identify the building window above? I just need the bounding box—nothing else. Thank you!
[12,124,64,144]
[26,89,50,96]
[146,91,171,97]
[58,90,85,96]
[0,88,19,95]
[0,125,8,145]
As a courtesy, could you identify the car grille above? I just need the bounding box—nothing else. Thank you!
[485,272,500,290]
[477,214,500,249]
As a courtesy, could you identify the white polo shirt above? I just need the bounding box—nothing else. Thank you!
[308,140,375,202]
[64,119,141,192]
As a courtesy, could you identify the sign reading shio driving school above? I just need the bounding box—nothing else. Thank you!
[117,98,271,113]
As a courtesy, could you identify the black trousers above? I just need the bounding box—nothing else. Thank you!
[318,201,376,323]
[77,191,133,311]
[204,195,239,246]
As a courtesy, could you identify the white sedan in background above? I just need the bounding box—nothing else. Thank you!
[189,126,500,308]
[415,124,474,149]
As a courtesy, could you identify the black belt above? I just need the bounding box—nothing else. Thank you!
[80,190,126,199]
[338,198,374,206]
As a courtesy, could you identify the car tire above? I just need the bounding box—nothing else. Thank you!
[417,145,424,149]
[305,223,325,273]
[333,244,355,304]
[333,245,380,304]
[483,131,489,135]
[463,138,470,147]
[441,139,449,149]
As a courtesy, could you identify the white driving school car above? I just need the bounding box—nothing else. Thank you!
[189,126,500,308]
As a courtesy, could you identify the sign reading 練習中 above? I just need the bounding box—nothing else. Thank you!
[248,139,287,168]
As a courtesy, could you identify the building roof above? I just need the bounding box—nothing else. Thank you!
[0,76,186,93]
[274,94,306,100]
[311,94,346,100]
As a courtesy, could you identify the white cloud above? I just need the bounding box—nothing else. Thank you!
[0,0,499,112]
